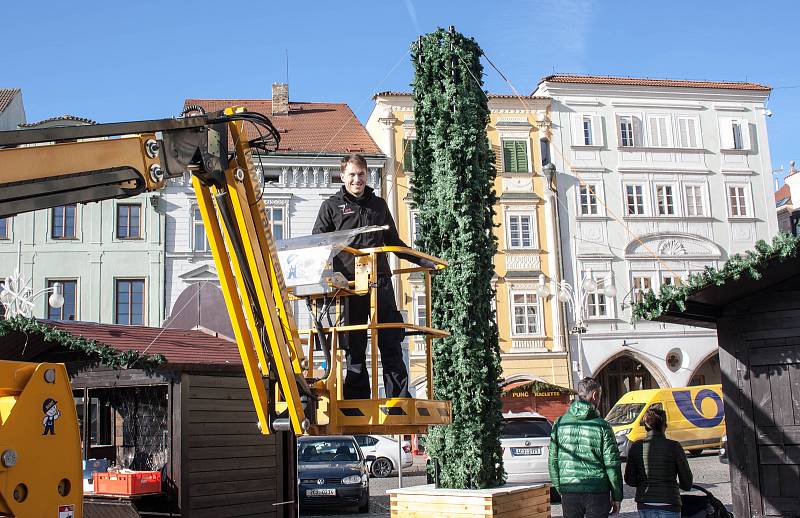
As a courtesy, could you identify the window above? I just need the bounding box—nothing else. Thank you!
[413,291,427,326]
[579,184,600,216]
[582,116,593,145]
[0,217,8,239]
[511,292,540,335]
[619,116,635,147]
[507,213,536,249]
[572,114,603,147]
[354,435,379,447]
[540,138,551,166]
[625,185,645,216]
[116,204,141,239]
[661,274,683,288]
[732,121,744,150]
[115,279,145,325]
[586,293,608,318]
[676,117,699,148]
[52,204,77,239]
[684,185,705,217]
[264,206,286,240]
[719,118,750,150]
[648,115,671,147]
[502,140,529,173]
[192,207,209,252]
[632,276,653,303]
[402,138,415,172]
[47,280,77,321]
[409,210,420,245]
[728,185,749,217]
[74,390,113,447]
[655,185,675,216]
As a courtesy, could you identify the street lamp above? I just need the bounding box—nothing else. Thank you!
[0,245,65,319]
[536,269,616,378]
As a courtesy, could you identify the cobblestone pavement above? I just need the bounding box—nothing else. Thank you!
[300,452,731,517]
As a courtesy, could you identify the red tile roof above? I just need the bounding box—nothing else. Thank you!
[373,91,548,100]
[184,99,381,154]
[775,183,791,205]
[0,88,20,113]
[47,320,242,367]
[541,74,771,91]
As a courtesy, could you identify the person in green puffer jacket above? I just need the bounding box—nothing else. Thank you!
[549,377,623,518]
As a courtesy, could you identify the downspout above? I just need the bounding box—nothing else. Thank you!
[378,108,400,305]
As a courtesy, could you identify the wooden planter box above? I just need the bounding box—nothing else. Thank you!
[388,483,550,518]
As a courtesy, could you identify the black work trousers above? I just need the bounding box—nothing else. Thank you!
[343,277,410,399]
[561,492,613,518]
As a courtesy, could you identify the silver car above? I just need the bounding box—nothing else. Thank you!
[501,412,553,484]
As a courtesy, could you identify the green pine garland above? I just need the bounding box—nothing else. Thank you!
[633,232,800,321]
[411,28,505,489]
[0,317,166,370]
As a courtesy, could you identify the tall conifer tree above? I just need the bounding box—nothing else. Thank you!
[410,28,505,489]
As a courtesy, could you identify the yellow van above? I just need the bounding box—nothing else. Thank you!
[605,384,725,458]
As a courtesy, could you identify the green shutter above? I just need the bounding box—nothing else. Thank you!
[515,141,528,172]
[502,140,528,172]
[503,141,514,172]
[403,139,415,172]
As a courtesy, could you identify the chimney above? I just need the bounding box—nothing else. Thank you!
[272,83,289,116]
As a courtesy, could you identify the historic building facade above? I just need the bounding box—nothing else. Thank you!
[534,75,777,411]
[367,92,572,396]
[0,115,165,325]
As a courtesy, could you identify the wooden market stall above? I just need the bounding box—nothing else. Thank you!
[635,235,800,518]
[0,318,295,518]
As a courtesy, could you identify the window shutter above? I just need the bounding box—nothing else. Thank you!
[402,139,415,171]
[515,141,528,172]
[648,116,660,146]
[718,118,734,149]
[503,141,514,171]
[591,115,603,146]
[571,114,584,146]
[677,118,689,147]
[659,117,670,146]
[687,118,699,148]
[739,120,751,150]
[632,115,643,147]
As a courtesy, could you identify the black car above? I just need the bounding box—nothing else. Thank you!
[298,435,370,513]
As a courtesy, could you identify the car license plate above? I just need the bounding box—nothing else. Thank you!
[512,447,542,456]
[307,488,336,497]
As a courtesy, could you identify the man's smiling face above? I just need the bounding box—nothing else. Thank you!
[342,162,367,197]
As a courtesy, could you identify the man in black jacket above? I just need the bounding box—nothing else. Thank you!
[313,153,434,399]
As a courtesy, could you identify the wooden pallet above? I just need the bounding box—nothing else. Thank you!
[388,483,550,518]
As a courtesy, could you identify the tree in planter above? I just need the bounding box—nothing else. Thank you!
[410,28,505,489]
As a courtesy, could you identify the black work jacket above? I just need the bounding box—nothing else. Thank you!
[312,186,415,280]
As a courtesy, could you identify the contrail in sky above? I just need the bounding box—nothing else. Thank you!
[404,0,421,34]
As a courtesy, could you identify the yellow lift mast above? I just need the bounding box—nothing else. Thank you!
[0,108,450,516]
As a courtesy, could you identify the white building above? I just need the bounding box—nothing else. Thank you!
[534,75,777,411]
[162,84,385,343]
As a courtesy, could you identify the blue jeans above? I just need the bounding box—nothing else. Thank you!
[638,509,680,518]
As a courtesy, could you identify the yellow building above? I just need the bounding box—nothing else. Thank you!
[366,92,571,396]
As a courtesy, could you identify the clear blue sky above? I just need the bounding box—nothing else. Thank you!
[3,0,799,185]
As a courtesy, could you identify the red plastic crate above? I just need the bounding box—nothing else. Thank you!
[93,471,161,495]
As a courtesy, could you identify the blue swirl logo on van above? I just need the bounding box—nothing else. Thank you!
[673,389,724,428]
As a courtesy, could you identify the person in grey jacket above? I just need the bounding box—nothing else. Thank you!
[624,408,693,518]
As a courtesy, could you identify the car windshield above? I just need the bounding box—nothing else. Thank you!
[605,403,646,426]
[502,418,552,439]
[299,439,360,463]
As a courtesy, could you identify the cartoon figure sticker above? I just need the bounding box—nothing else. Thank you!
[58,505,75,518]
[42,398,61,435]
